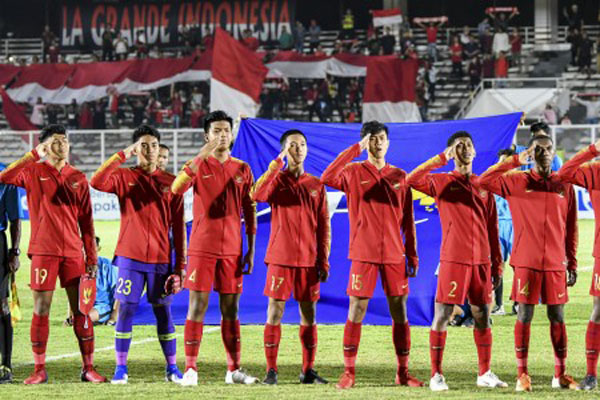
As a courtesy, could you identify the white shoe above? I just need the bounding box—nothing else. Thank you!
[491,305,506,316]
[429,373,449,391]
[178,369,198,387]
[477,370,508,388]
[225,369,259,384]
[552,374,577,389]
[110,375,128,385]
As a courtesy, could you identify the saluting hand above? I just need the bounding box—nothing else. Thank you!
[278,141,291,163]
[518,146,535,165]
[123,139,142,159]
[35,140,50,158]
[198,138,219,161]
[359,134,371,152]
[443,144,455,161]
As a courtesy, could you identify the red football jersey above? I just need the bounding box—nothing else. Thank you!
[0,149,97,265]
[321,143,418,266]
[251,157,330,270]
[478,154,578,271]
[557,144,600,258]
[90,151,186,271]
[406,152,502,275]
[171,155,256,257]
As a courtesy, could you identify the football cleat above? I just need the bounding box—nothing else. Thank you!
[552,374,577,389]
[429,373,449,391]
[515,373,532,392]
[110,365,128,385]
[578,374,597,391]
[0,366,13,384]
[178,368,198,387]
[477,370,508,388]
[24,367,48,385]
[395,371,424,387]
[335,371,355,389]
[165,364,183,383]
[491,305,506,316]
[299,368,328,384]
[81,366,107,383]
[262,368,278,385]
[225,368,259,384]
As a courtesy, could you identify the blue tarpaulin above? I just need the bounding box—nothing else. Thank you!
[134,113,520,326]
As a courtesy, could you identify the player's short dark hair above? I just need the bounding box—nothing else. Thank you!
[447,131,473,147]
[95,236,100,246]
[279,129,307,148]
[132,124,160,143]
[39,124,66,143]
[360,121,388,138]
[203,110,233,133]
[159,144,170,152]
[497,148,515,158]
[528,134,553,148]
[530,122,550,136]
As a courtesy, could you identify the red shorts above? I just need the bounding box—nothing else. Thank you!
[436,262,492,305]
[30,255,85,291]
[263,264,320,302]
[511,266,567,305]
[346,261,408,298]
[590,258,600,297]
[185,255,242,293]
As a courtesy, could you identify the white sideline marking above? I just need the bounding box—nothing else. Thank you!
[16,326,220,367]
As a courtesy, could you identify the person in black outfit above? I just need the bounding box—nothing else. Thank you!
[0,169,22,384]
[101,28,114,61]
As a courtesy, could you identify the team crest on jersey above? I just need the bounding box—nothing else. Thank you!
[161,186,170,193]
[310,189,318,197]
[479,189,487,198]
[557,190,565,198]
[70,181,79,189]
[393,182,401,189]
[234,175,243,184]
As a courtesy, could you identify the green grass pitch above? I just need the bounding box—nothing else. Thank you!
[1,220,598,399]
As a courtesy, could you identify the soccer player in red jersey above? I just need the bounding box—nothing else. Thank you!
[0,124,106,384]
[556,140,600,390]
[251,129,330,385]
[90,125,186,384]
[321,121,422,389]
[407,131,506,391]
[171,111,258,386]
[479,135,578,392]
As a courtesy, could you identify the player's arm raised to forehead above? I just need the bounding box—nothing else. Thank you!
[320,143,361,191]
[477,153,521,197]
[557,143,600,189]
[90,151,127,194]
[406,152,449,197]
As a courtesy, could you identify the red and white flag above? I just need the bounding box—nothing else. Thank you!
[362,56,421,123]
[372,8,403,27]
[0,88,37,131]
[210,28,268,118]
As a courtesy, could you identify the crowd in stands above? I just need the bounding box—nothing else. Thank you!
[4,4,600,127]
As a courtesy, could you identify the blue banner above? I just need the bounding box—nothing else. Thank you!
[134,113,520,326]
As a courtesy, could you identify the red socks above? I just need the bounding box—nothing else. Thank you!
[473,327,492,376]
[31,313,49,370]
[515,320,531,376]
[221,319,241,372]
[184,319,203,371]
[586,321,600,377]
[550,321,568,378]
[73,313,95,368]
[264,323,281,372]
[429,330,447,377]
[393,321,410,375]
[299,324,317,373]
[343,320,362,375]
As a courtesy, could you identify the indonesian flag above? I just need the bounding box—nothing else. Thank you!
[210,28,268,118]
[362,56,421,123]
[0,88,37,131]
[372,8,403,27]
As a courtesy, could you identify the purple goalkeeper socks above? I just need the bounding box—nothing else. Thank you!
[115,302,138,366]
[153,304,177,365]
